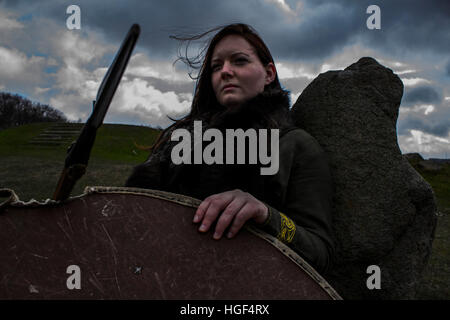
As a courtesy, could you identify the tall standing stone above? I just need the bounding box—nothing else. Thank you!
[291,57,437,299]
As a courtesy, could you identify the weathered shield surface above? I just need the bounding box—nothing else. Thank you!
[0,187,341,300]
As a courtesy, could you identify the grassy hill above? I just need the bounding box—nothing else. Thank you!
[0,122,448,299]
[0,122,160,200]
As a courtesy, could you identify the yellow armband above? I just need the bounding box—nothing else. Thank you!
[277,212,296,243]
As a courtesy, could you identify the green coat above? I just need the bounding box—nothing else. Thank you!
[258,127,334,274]
[126,90,335,274]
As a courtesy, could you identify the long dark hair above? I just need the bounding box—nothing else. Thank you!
[151,23,285,153]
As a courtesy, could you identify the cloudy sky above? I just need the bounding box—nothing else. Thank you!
[0,0,449,159]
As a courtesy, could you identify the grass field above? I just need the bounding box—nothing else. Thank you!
[0,122,159,200]
[0,122,448,299]
[413,163,450,299]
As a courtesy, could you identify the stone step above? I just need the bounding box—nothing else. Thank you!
[40,130,81,135]
[46,123,84,129]
[50,125,84,129]
[30,137,75,141]
[30,136,75,141]
[29,122,83,146]
[28,140,72,146]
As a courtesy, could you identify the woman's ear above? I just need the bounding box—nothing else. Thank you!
[264,62,277,85]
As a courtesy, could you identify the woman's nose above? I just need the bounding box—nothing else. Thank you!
[220,61,233,78]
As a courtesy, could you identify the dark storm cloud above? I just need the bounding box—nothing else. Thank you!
[2,0,450,61]
[446,61,450,77]
[403,86,442,105]
[0,0,288,58]
[266,3,361,60]
[356,0,450,55]
[280,0,450,60]
[397,109,450,137]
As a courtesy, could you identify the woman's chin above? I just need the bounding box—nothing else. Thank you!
[221,97,243,109]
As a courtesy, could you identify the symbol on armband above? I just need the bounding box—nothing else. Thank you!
[278,213,296,243]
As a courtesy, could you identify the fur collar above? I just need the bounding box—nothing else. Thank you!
[152,88,293,163]
[206,88,292,130]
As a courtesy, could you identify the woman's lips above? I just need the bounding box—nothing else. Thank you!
[222,85,238,91]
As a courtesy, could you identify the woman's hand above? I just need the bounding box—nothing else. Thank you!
[193,189,268,240]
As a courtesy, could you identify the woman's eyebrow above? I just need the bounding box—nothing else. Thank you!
[211,52,250,64]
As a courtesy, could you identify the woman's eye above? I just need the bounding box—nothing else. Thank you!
[235,58,248,64]
[211,64,221,71]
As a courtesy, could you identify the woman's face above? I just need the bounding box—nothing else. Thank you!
[211,34,276,108]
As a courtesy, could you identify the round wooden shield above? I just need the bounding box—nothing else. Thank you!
[0,187,341,300]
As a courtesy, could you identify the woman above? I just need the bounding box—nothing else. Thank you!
[126,23,334,274]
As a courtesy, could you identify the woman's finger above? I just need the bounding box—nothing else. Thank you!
[212,197,246,240]
[198,193,234,233]
[226,203,256,238]
[193,197,211,223]
[194,191,235,223]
